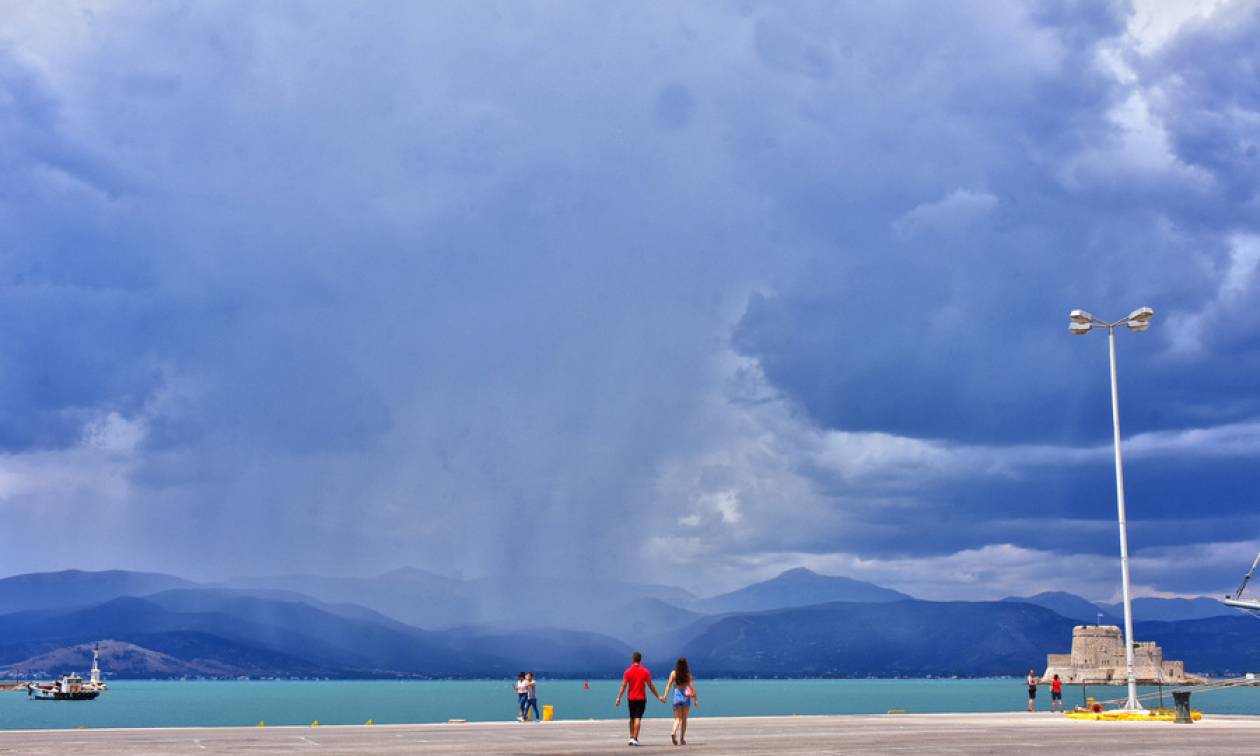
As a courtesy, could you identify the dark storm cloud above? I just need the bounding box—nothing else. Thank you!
[729,0,1260,446]
[1145,2,1260,204]
[0,1,1256,598]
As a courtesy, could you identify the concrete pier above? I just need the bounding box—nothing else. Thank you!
[4,712,1260,754]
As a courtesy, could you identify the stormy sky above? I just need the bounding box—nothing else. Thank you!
[1,0,1258,601]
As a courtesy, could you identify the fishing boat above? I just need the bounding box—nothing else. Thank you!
[27,645,107,701]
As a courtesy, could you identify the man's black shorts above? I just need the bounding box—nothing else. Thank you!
[628,699,646,719]
[1051,691,1062,701]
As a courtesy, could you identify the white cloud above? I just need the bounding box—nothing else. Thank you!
[647,349,1260,595]
[812,431,952,480]
[654,543,1112,600]
[643,535,705,563]
[1171,233,1260,355]
[891,188,999,239]
[0,412,144,502]
[679,539,1257,602]
[1127,0,1235,55]
[0,369,195,506]
[813,414,1260,485]
[1124,417,1260,457]
[1060,90,1216,189]
[1221,233,1260,299]
[80,411,145,453]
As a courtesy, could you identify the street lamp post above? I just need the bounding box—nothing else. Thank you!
[1069,306,1154,712]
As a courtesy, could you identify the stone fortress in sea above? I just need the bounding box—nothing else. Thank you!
[1042,625,1205,685]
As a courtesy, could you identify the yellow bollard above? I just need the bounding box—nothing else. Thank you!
[311,720,319,727]
[366,719,373,726]
[542,705,554,721]
[258,721,265,728]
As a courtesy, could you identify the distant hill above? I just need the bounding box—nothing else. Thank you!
[222,570,478,629]
[225,569,696,631]
[4,567,1255,680]
[596,598,704,644]
[0,570,196,614]
[14,599,1252,680]
[444,627,631,677]
[0,596,388,676]
[0,639,201,678]
[676,600,1078,677]
[667,599,1260,679]
[1001,592,1118,624]
[0,637,326,679]
[1101,597,1237,622]
[146,588,414,630]
[696,568,910,614]
[462,575,697,631]
[0,588,631,679]
[1003,592,1236,624]
[1136,616,1260,676]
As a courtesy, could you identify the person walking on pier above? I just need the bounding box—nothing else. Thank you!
[1026,669,1038,712]
[1050,674,1063,712]
[524,672,541,722]
[662,657,699,746]
[515,672,529,721]
[615,651,664,746]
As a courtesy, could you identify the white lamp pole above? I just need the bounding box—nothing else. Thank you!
[1070,306,1153,712]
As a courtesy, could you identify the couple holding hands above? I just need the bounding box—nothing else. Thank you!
[614,652,700,747]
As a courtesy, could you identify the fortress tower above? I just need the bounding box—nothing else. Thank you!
[1042,625,1203,685]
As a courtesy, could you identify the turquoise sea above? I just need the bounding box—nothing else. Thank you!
[3,679,1260,730]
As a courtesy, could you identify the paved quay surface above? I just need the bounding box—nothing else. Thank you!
[3,712,1260,755]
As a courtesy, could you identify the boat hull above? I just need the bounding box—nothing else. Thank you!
[30,690,100,701]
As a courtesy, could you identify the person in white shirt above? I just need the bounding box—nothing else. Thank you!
[515,672,529,721]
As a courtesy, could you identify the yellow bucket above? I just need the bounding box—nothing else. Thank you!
[542,705,555,721]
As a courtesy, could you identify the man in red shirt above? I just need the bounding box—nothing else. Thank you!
[615,651,664,746]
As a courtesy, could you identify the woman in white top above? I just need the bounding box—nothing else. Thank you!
[515,672,529,721]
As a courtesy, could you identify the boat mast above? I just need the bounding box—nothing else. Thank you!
[1231,552,1260,602]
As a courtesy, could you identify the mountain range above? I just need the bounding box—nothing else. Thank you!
[222,568,695,639]
[1001,591,1236,623]
[0,568,1251,680]
[694,567,910,614]
[0,570,194,614]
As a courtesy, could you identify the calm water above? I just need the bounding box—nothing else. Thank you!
[3,679,1260,730]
